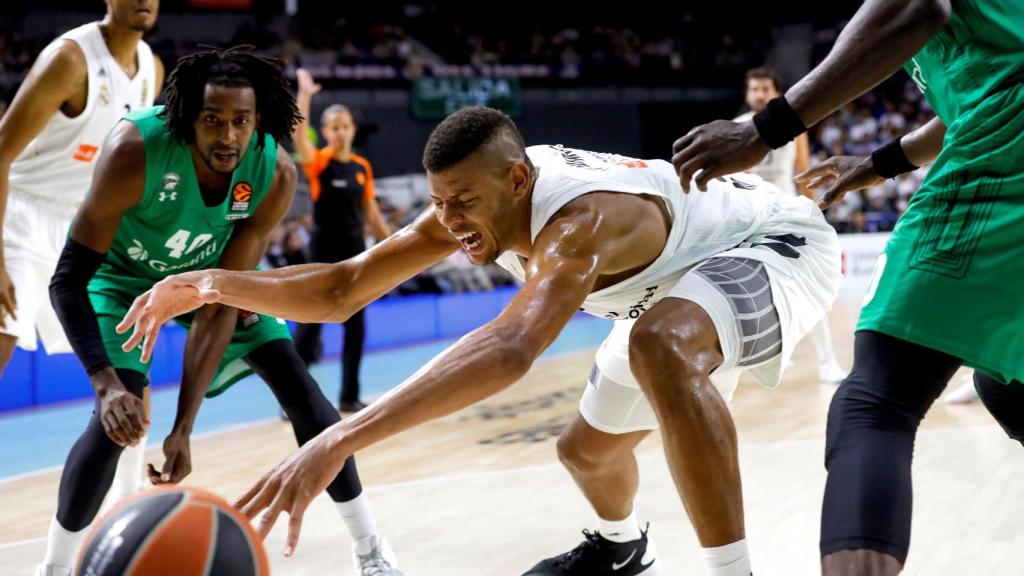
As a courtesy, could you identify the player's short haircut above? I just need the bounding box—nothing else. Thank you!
[161,45,301,150]
[422,107,532,173]
[320,104,353,126]
[745,67,783,92]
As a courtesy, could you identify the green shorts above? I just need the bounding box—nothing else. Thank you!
[858,85,1024,384]
[89,268,292,397]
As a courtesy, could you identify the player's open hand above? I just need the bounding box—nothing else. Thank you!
[115,272,221,363]
[149,431,193,485]
[671,119,770,192]
[0,265,17,329]
[235,430,349,558]
[296,68,322,97]
[795,155,883,209]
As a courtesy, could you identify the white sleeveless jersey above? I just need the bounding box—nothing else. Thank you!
[8,22,156,207]
[734,111,798,196]
[495,145,781,320]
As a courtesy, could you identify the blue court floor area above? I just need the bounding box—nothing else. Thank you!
[0,315,610,479]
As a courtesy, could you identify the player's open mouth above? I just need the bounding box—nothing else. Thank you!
[453,231,484,253]
[213,151,237,163]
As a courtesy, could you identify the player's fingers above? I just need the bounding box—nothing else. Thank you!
[695,162,726,192]
[140,317,158,364]
[284,504,306,558]
[236,476,275,518]
[159,451,177,483]
[818,186,847,210]
[671,132,696,157]
[113,402,142,445]
[804,174,836,192]
[121,310,148,351]
[794,165,830,183]
[676,154,709,194]
[128,400,147,437]
[4,288,17,321]
[257,493,287,540]
[102,412,129,446]
[116,294,149,334]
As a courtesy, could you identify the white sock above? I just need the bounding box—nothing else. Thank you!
[335,493,379,554]
[42,516,87,571]
[597,507,642,543]
[701,538,752,576]
[108,433,147,506]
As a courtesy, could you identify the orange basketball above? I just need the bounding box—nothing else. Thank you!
[75,486,269,576]
[233,182,253,203]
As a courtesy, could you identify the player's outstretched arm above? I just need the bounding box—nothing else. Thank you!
[49,121,148,447]
[671,0,950,192]
[117,206,460,359]
[798,116,946,208]
[233,206,611,556]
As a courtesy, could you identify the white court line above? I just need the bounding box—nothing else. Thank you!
[0,423,1005,552]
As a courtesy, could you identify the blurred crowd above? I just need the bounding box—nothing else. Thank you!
[807,75,932,233]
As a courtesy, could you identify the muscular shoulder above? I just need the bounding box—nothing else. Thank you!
[34,38,88,89]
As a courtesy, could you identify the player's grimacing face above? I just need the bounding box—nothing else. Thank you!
[193,84,258,175]
[745,78,779,112]
[107,0,159,32]
[428,155,525,265]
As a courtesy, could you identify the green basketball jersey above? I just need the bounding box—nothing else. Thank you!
[88,106,292,394]
[903,0,1024,128]
[102,106,277,282]
[858,0,1024,384]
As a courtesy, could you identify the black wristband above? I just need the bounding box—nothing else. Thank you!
[870,137,919,179]
[49,237,112,376]
[752,96,807,149]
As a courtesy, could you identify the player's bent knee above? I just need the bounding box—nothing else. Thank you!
[556,431,613,475]
[629,305,719,383]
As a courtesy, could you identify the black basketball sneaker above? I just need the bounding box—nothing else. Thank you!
[521,526,658,575]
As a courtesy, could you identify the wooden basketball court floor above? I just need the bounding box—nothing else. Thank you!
[1,298,1022,575]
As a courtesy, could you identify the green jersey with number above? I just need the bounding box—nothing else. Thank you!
[858,0,1024,384]
[100,106,277,282]
[88,106,291,394]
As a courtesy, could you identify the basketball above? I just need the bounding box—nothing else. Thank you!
[75,486,269,576]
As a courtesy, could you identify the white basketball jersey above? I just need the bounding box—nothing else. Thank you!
[8,22,156,206]
[495,145,781,320]
[734,111,798,196]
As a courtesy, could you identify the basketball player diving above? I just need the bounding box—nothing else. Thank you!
[119,105,842,575]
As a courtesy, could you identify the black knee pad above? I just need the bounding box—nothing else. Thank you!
[820,331,961,565]
[975,372,1024,446]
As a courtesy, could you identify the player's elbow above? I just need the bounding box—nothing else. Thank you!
[323,263,359,322]
[907,0,951,31]
[491,323,542,376]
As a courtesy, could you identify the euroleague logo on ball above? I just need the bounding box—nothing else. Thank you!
[231,182,252,212]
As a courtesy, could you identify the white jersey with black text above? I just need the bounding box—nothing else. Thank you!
[496,144,778,320]
[734,110,798,196]
[495,144,841,390]
[7,22,157,208]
